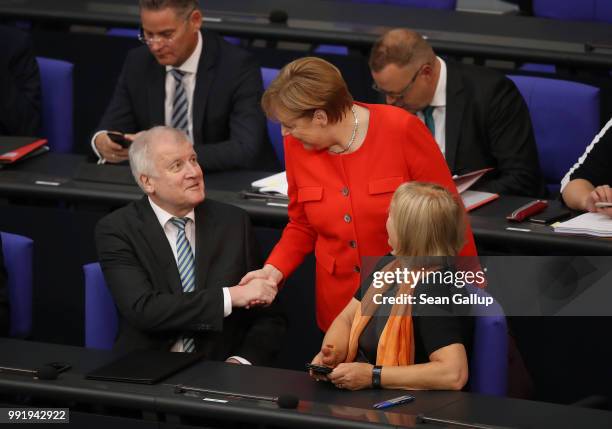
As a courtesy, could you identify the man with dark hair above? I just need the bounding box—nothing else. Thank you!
[92,0,276,171]
[369,29,545,197]
[95,126,286,361]
[0,25,41,136]
[0,234,9,336]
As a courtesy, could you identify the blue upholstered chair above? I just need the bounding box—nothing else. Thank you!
[260,67,284,166]
[468,285,508,396]
[532,0,612,23]
[508,75,600,194]
[83,262,118,350]
[36,57,74,153]
[1,232,33,338]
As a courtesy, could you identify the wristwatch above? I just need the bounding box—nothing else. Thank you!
[372,365,383,388]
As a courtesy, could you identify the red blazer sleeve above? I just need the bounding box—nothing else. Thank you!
[266,138,318,278]
[402,116,478,257]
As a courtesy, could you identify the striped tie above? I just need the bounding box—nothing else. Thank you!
[170,217,195,353]
[170,69,189,133]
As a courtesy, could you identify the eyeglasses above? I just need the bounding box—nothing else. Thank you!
[138,7,196,47]
[372,64,425,100]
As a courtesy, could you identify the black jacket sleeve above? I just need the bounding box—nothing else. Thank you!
[0,26,41,136]
[567,120,612,187]
[0,234,9,336]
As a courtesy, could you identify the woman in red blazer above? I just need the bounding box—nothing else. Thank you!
[241,57,477,331]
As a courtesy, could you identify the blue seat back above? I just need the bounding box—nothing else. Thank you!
[1,232,33,338]
[36,57,74,153]
[260,67,284,167]
[83,262,118,350]
[468,285,508,396]
[533,0,612,23]
[508,75,600,194]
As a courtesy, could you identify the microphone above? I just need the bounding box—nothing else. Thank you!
[174,384,299,409]
[0,365,59,380]
[269,9,288,24]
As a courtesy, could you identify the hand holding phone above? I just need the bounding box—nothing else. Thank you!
[595,202,612,208]
[107,131,132,148]
[306,363,333,375]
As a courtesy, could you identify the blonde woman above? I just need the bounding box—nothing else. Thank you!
[310,182,472,391]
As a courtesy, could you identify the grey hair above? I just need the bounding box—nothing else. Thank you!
[128,126,191,190]
[139,0,199,17]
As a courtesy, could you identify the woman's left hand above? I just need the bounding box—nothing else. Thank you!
[328,363,374,391]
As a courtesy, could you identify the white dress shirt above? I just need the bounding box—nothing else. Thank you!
[416,56,447,156]
[91,32,203,162]
[147,197,249,364]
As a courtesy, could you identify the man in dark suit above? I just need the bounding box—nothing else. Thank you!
[0,26,41,136]
[92,0,276,171]
[369,29,545,197]
[0,234,9,336]
[95,126,285,363]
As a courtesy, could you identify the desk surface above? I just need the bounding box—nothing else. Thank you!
[0,0,611,69]
[2,152,611,255]
[1,338,612,429]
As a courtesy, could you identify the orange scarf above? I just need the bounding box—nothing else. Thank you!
[345,258,415,366]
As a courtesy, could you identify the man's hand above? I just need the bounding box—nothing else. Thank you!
[585,184,612,217]
[328,362,375,391]
[94,131,142,163]
[228,278,277,308]
[239,264,283,286]
[225,357,242,364]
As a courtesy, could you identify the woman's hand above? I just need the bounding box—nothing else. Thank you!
[328,362,374,391]
[585,185,612,217]
[309,344,342,381]
[239,264,283,286]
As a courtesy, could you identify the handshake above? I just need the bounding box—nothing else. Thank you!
[229,264,284,309]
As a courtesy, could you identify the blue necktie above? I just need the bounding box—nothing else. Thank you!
[422,106,436,137]
[170,217,195,353]
[170,69,189,133]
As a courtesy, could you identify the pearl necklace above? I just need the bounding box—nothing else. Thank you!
[330,105,359,154]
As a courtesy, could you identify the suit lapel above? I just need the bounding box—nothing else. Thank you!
[136,197,183,293]
[444,62,465,174]
[192,31,219,145]
[148,60,166,126]
[194,200,217,291]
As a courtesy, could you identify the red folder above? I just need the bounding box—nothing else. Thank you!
[0,137,48,164]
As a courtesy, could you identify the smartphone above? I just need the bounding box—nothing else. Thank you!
[595,202,612,208]
[305,363,333,375]
[47,362,72,374]
[107,131,132,148]
[529,206,572,224]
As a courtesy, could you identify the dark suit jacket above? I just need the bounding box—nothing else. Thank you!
[0,234,9,336]
[96,30,277,171]
[0,26,41,136]
[95,197,286,365]
[445,61,546,197]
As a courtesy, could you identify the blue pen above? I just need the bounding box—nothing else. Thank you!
[373,394,415,409]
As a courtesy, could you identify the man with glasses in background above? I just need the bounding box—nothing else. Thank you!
[369,29,545,197]
[92,0,277,171]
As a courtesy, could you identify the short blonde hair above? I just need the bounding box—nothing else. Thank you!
[390,182,465,258]
[369,28,435,72]
[261,57,353,124]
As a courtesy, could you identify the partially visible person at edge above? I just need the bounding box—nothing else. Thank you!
[240,57,477,332]
[310,182,473,391]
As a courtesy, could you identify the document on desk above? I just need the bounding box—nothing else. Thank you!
[553,212,612,237]
[251,171,288,196]
[452,168,498,212]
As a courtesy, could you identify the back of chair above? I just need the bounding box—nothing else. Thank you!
[260,67,284,167]
[508,75,600,194]
[532,0,612,24]
[1,232,33,338]
[83,262,118,350]
[468,285,508,396]
[339,0,456,9]
[36,57,74,153]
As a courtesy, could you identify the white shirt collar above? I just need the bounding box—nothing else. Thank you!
[430,56,447,108]
[148,197,195,228]
[166,31,202,75]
